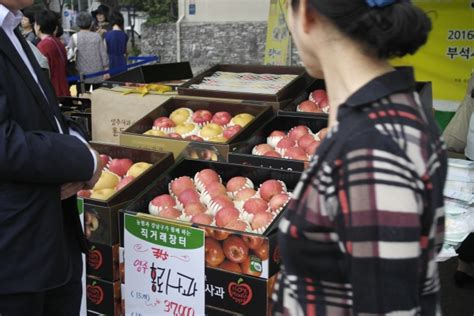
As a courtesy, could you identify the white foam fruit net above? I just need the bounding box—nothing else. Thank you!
[189,71,298,95]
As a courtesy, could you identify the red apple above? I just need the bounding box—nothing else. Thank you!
[284,147,308,161]
[251,212,273,230]
[269,193,290,212]
[158,207,181,219]
[259,180,286,202]
[309,89,328,104]
[166,133,183,139]
[205,182,228,198]
[243,198,269,214]
[234,188,257,202]
[223,236,249,263]
[263,150,281,158]
[288,125,311,141]
[215,207,240,227]
[195,169,221,189]
[276,137,296,153]
[99,154,111,168]
[108,158,133,177]
[115,175,135,191]
[185,135,204,141]
[317,127,329,141]
[240,255,262,277]
[184,202,207,217]
[218,260,242,273]
[213,230,231,241]
[212,111,232,126]
[269,130,286,137]
[297,100,321,113]
[149,194,176,213]
[254,240,270,261]
[224,220,248,232]
[298,134,316,149]
[252,144,274,156]
[191,213,213,225]
[192,110,213,124]
[209,195,234,214]
[205,238,225,267]
[153,117,175,128]
[77,190,92,198]
[226,176,253,194]
[305,141,321,156]
[177,188,201,206]
[242,235,264,250]
[223,125,242,139]
[170,176,195,196]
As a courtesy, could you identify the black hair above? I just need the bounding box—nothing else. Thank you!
[92,4,110,21]
[291,0,432,59]
[109,10,124,29]
[35,10,58,36]
[22,10,35,25]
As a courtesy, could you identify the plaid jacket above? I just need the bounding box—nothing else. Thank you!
[272,68,447,316]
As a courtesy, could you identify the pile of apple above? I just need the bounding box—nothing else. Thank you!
[205,234,269,277]
[78,154,152,200]
[143,107,256,143]
[148,169,292,234]
[297,89,330,114]
[252,125,328,161]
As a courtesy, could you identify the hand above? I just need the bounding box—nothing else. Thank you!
[61,182,85,200]
[84,149,103,190]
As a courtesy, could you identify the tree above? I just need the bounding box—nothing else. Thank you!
[119,0,177,25]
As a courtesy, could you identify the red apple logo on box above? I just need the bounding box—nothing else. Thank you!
[87,281,104,305]
[88,246,103,270]
[228,278,253,306]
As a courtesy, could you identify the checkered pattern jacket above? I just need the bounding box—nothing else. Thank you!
[272,68,447,316]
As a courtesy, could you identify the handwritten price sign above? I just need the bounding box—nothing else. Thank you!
[124,214,205,315]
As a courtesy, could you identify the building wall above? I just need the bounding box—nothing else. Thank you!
[141,22,301,75]
[177,0,271,22]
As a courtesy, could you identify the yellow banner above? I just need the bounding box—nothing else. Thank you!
[264,0,290,65]
[392,0,473,102]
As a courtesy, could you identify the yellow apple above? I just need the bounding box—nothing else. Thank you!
[127,162,152,177]
[144,129,166,137]
[91,188,116,200]
[93,171,120,190]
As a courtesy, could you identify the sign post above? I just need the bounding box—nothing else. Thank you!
[124,214,205,316]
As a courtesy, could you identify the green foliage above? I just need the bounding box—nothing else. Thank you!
[120,0,177,25]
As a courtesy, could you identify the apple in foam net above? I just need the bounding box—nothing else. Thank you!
[234,188,257,202]
[149,194,176,215]
[298,134,316,149]
[224,220,248,232]
[185,135,204,141]
[260,179,285,202]
[223,236,249,263]
[195,169,220,188]
[253,144,274,156]
[215,207,240,227]
[269,130,286,137]
[310,89,328,104]
[211,111,232,126]
[298,100,321,113]
[91,188,116,200]
[263,150,281,158]
[99,154,111,168]
[153,117,175,128]
[191,213,213,225]
[158,207,181,219]
[127,162,152,178]
[184,202,207,217]
[317,127,329,141]
[243,198,269,214]
[205,182,228,198]
[251,212,273,230]
[269,193,290,212]
[305,141,321,156]
[177,188,200,206]
[108,158,133,177]
[210,195,234,212]
[170,176,195,196]
[166,133,182,139]
[192,110,213,124]
[93,171,120,190]
[226,176,251,194]
[276,137,296,152]
[285,147,308,161]
[288,125,311,141]
[223,125,242,139]
[115,175,135,191]
[205,238,225,267]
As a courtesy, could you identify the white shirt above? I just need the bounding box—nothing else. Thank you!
[0,4,97,173]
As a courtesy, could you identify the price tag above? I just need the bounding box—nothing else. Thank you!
[124,214,205,316]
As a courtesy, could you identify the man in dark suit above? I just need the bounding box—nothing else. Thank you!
[0,0,102,315]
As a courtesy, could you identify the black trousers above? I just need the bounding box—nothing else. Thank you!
[0,256,83,316]
[457,233,474,262]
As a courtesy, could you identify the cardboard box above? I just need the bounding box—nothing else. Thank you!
[178,64,314,109]
[86,242,120,282]
[120,98,274,161]
[102,62,193,89]
[83,143,174,245]
[86,276,121,316]
[229,114,328,172]
[119,159,301,279]
[205,268,277,315]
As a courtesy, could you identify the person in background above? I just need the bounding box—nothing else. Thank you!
[91,4,111,38]
[68,11,109,93]
[35,9,70,96]
[21,9,35,43]
[272,0,447,315]
[0,0,102,314]
[105,10,128,76]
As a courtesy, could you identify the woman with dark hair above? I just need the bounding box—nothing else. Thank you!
[104,10,128,76]
[91,4,111,37]
[272,1,447,315]
[35,9,70,96]
[68,11,109,93]
[21,9,36,43]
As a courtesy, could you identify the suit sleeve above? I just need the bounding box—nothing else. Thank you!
[338,131,423,314]
[0,85,95,184]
